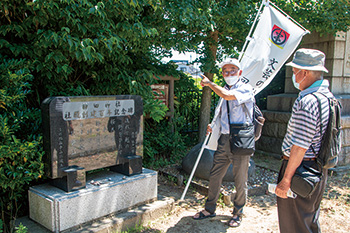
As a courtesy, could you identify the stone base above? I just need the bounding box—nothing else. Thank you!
[28,168,157,232]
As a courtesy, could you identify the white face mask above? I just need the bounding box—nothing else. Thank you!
[292,70,306,90]
[224,76,239,86]
[292,74,299,89]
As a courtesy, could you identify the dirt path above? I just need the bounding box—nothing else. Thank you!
[145,182,279,233]
[140,171,350,233]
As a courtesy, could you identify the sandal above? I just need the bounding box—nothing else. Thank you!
[228,215,242,227]
[193,210,216,220]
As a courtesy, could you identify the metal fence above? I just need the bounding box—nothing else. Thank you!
[178,90,220,139]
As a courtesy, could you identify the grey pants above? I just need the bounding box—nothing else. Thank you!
[205,134,250,216]
[277,160,328,233]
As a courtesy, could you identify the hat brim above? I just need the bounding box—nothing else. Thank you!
[286,61,328,73]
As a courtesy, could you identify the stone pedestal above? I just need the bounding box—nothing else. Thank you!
[258,30,350,166]
[28,169,157,233]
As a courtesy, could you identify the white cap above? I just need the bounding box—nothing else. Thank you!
[220,58,241,70]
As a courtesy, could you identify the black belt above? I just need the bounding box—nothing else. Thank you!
[282,155,316,161]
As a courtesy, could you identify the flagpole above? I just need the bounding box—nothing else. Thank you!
[239,0,268,61]
[180,134,210,201]
[180,98,223,201]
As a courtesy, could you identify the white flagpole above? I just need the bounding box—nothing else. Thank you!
[239,0,268,61]
[180,98,223,200]
[180,134,210,200]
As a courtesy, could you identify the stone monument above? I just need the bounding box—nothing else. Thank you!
[257,31,350,167]
[29,95,157,232]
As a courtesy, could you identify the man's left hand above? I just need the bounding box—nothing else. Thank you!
[275,179,291,199]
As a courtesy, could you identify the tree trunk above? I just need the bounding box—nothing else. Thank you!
[198,30,219,142]
[198,78,213,142]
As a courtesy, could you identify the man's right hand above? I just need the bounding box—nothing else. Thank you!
[200,74,212,87]
[206,124,212,135]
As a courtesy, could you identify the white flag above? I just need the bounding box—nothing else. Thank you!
[205,98,223,150]
[240,3,309,95]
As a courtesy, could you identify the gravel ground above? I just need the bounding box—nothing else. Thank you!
[159,163,278,198]
[141,161,350,233]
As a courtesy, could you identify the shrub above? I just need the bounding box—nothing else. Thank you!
[0,58,44,232]
[143,117,188,169]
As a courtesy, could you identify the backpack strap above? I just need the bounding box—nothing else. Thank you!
[309,93,324,156]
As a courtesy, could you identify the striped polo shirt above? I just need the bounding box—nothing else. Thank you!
[282,79,333,159]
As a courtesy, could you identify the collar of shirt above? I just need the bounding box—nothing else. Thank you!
[299,79,329,98]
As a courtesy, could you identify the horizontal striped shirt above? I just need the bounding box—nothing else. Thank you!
[282,80,333,159]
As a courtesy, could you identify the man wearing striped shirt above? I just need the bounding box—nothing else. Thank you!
[275,48,333,233]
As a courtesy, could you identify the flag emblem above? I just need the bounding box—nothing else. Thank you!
[270,25,290,48]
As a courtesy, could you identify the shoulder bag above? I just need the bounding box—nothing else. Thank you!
[227,101,255,156]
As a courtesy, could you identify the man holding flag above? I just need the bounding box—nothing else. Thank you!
[192,58,255,228]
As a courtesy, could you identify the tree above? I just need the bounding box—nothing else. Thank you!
[0,0,174,118]
[157,0,350,142]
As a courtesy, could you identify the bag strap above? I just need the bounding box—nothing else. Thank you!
[309,92,328,157]
[226,100,251,125]
[226,100,230,125]
[225,84,251,125]
[243,103,253,123]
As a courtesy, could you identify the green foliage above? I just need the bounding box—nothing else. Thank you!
[0,0,169,120]
[0,1,175,230]
[14,223,27,233]
[0,59,44,232]
[274,0,350,35]
[143,117,189,169]
[119,222,160,233]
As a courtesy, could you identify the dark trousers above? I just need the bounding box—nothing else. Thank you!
[277,160,328,233]
[205,134,250,216]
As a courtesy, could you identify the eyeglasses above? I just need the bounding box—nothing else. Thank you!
[222,69,239,76]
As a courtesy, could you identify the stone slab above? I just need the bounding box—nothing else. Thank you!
[28,169,157,232]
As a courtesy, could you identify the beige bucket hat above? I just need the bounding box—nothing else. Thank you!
[286,48,328,73]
